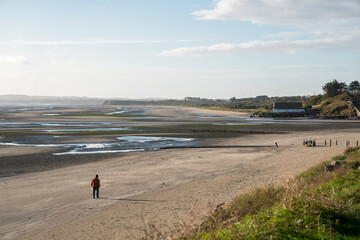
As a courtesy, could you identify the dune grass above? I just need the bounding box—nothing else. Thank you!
[176,148,360,240]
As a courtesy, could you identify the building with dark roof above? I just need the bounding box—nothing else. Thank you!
[273,102,305,113]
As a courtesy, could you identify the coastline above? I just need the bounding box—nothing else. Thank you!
[1,106,360,240]
[2,128,357,240]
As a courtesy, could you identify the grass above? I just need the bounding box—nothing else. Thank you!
[62,114,139,117]
[0,127,163,136]
[0,131,144,136]
[174,148,360,240]
[0,132,40,136]
[46,130,163,135]
[177,123,314,133]
[199,106,258,113]
[46,130,145,135]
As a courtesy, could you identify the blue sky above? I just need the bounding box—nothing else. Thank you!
[0,0,359,99]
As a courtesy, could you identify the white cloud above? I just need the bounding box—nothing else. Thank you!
[192,0,360,27]
[160,31,360,56]
[161,0,360,56]
[0,55,31,65]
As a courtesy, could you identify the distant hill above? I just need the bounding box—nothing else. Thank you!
[104,95,310,110]
[0,95,105,105]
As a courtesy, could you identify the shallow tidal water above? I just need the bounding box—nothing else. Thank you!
[0,135,196,155]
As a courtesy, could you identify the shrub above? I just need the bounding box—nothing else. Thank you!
[332,155,347,161]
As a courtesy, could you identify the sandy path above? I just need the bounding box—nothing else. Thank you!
[1,128,358,240]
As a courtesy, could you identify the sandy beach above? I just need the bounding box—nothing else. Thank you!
[1,106,359,240]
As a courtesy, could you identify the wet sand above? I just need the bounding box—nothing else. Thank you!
[1,106,360,239]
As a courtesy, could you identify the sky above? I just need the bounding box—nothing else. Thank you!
[0,0,359,99]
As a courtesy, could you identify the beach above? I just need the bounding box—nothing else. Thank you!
[1,106,359,239]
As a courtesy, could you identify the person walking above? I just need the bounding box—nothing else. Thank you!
[91,174,100,199]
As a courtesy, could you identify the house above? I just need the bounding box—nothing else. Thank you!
[273,102,305,113]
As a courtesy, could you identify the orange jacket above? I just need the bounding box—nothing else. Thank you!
[91,178,100,188]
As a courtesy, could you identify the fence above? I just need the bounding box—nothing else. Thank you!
[303,139,359,147]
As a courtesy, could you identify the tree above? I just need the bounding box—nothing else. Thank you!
[348,80,360,96]
[322,79,347,97]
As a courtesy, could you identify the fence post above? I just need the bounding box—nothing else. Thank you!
[275,142,278,148]
[330,139,332,147]
[357,141,359,147]
[336,140,338,145]
[325,140,327,146]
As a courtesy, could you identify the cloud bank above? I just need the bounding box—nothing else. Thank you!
[160,32,360,56]
[192,0,360,26]
[161,0,360,56]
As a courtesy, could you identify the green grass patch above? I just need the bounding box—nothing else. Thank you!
[178,123,312,133]
[46,129,164,135]
[63,114,139,118]
[180,149,360,240]
[198,186,285,235]
[199,106,258,113]
[49,130,142,135]
[195,170,360,240]
[333,155,347,161]
[0,132,41,136]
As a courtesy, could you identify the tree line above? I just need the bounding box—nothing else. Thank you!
[322,79,360,98]
[104,79,359,111]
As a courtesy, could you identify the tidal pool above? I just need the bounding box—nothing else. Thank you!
[0,136,196,155]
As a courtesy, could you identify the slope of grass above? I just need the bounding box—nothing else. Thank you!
[180,148,360,240]
[201,170,360,239]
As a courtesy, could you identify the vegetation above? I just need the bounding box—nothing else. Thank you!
[322,79,348,97]
[302,79,360,118]
[105,79,360,118]
[104,95,309,111]
[62,114,139,118]
[177,123,312,133]
[175,148,360,239]
[305,93,357,118]
[0,132,40,136]
[45,130,150,135]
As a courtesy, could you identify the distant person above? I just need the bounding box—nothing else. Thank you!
[91,174,100,199]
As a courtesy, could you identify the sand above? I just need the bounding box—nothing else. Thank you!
[1,107,359,240]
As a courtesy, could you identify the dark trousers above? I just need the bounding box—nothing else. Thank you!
[93,187,99,198]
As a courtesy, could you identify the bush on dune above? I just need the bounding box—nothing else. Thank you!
[320,99,356,117]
